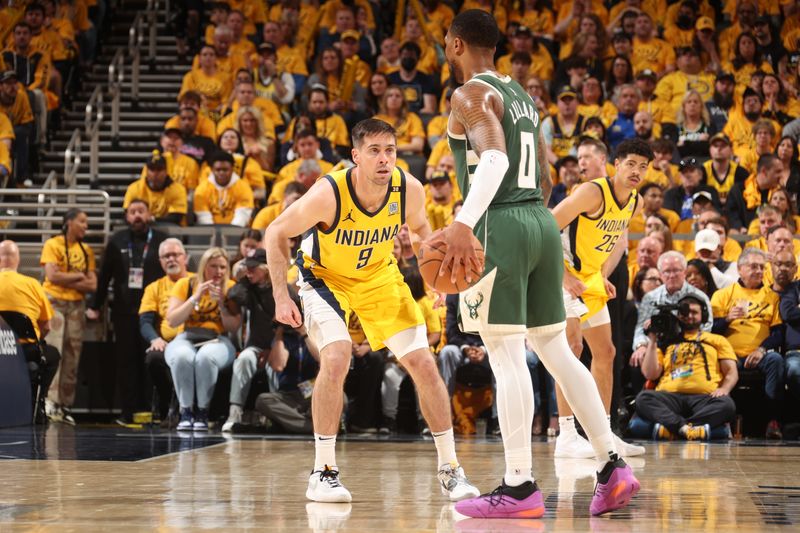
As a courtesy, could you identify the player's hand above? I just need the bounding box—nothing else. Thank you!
[563,271,587,298]
[439,222,483,285]
[603,277,617,300]
[744,348,765,369]
[275,294,303,327]
[85,308,100,321]
[629,346,647,367]
[149,338,168,352]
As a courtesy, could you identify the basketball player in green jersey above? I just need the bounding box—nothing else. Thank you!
[439,10,640,518]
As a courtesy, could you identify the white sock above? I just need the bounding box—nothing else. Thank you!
[229,404,243,417]
[559,416,577,436]
[527,329,617,464]
[432,428,458,468]
[484,333,534,486]
[314,433,337,471]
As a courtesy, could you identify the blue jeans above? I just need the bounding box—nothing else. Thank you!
[737,350,785,419]
[229,347,259,406]
[784,350,800,401]
[165,333,236,409]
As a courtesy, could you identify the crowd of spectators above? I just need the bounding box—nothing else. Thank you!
[3,0,800,439]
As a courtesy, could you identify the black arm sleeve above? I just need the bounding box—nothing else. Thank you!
[139,312,160,343]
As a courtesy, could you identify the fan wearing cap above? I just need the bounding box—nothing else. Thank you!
[541,85,585,165]
[664,157,721,220]
[631,12,676,77]
[337,29,372,88]
[125,151,189,225]
[253,41,297,113]
[693,228,739,289]
[654,47,715,120]
[0,70,34,141]
[496,25,554,82]
[725,153,784,232]
[706,72,736,133]
[663,1,701,48]
[138,129,200,191]
[194,150,255,227]
[425,170,461,231]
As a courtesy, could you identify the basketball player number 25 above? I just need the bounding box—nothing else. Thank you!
[356,247,373,269]
[518,131,537,189]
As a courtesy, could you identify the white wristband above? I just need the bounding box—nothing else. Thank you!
[454,149,510,229]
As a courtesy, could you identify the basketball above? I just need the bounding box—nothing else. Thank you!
[417,230,485,294]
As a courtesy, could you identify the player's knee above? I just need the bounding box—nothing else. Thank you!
[319,344,351,382]
[568,339,584,358]
[400,349,437,376]
[592,342,616,364]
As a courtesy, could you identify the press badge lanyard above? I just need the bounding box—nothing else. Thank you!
[128,229,152,289]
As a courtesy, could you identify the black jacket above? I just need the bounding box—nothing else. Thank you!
[90,227,167,316]
[725,181,770,231]
[227,279,276,350]
[663,184,721,217]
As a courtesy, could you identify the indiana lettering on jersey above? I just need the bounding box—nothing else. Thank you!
[509,98,539,127]
[335,224,400,247]
[595,218,630,233]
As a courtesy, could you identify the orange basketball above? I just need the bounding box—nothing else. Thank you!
[417,230,485,294]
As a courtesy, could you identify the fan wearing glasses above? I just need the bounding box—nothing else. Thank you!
[663,158,721,220]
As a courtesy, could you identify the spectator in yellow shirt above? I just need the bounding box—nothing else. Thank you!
[179,45,233,114]
[276,130,334,184]
[137,129,200,192]
[268,157,324,206]
[125,151,188,225]
[654,47,715,121]
[226,10,256,59]
[235,105,276,172]
[425,171,460,232]
[138,237,193,421]
[40,208,97,423]
[194,150,254,226]
[200,128,267,200]
[631,12,676,77]
[260,21,308,79]
[373,85,425,155]
[217,80,281,141]
[703,132,750,205]
[723,32,775,94]
[496,25,554,83]
[164,91,218,141]
[192,24,249,83]
[252,181,306,231]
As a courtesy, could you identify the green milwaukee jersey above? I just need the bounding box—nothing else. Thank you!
[447,72,543,205]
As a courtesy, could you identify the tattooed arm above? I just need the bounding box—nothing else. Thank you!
[537,127,552,206]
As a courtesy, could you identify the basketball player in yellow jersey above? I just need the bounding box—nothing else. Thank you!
[551,138,654,459]
[264,119,479,504]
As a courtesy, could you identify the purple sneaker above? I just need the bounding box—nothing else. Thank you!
[590,458,640,516]
[455,481,545,519]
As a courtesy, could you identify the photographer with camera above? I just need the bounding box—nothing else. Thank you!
[636,295,738,440]
[631,251,713,369]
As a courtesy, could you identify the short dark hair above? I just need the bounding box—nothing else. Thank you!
[615,138,655,162]
[650,138,675,154]
[351,118,396,148]
[448,9,500,50]
[127,198,150,211]
[179,91,203,105]
[639,182,663,196]
[208,150,234,166]
[757,153,780,173]
[14,22,31,32]
[284,181,308,197]
[399,41,421,57]
[25,3,44,15]
[510,51,532,66]
[294,128,318,144]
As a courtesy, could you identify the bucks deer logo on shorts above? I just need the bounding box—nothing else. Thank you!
[464,291,484,319]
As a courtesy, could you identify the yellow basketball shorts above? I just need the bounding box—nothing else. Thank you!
[297,261,425,352]
[562,270,611,325]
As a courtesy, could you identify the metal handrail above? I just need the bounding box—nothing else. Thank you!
[85,86,103,188]
[108,49,124,147]
[148,0,158,64]
[36,170,58,230]
[128,13,144,104]
[63,129,81,189]
[0,188,111,245]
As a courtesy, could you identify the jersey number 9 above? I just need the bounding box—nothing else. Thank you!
[356,247,373,269]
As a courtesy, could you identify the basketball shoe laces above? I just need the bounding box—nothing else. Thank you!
[486,484,512,507]
[318,466,343,488]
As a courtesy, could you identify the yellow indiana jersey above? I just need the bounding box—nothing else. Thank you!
[563,177,638,276]
[298,167,406,281]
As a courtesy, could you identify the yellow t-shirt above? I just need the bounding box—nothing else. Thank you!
[193,176,255,224]
[0,270,54,340]
[215,98,282,140]
[0,142,10,174]
[139,273,194,341]
[169,276,235,334]
[251,202,283,231]
[425,197,457,232]
[0,85,34,126]
[426,137,453,172]
[276,158,335,186]
[654,70,716,118]
[282,115,350,149]
[40,235,96,301]
[631,37,676,76]
[179,69,233,112]
[495,48,555,83]
[711,282,782,358]
[164,114,217,140]
[139,152,199,191]
[655,332,737,395]
[0,112,14,142]
[123,177,188,220]
[227,0,267,36]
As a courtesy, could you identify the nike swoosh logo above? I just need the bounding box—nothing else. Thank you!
[318,437,335,441]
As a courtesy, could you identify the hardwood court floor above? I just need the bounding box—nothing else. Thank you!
[1,426,800,532]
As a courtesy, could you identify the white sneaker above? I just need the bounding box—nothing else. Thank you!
[554,431,596,459]
[614,434,646,457]
[437,463,480,501]
[306,466,352,503]
[222,405,243,432]
[45,400,62,422]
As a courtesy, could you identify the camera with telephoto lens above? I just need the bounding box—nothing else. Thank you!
[644,303,683,348]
